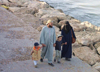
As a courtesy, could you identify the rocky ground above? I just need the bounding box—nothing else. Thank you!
[0,0,100,72]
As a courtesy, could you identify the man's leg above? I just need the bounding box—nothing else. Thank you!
[40,47,47,62]
[48,53,54,67]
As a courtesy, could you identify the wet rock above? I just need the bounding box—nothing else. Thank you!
[57,9,64,13]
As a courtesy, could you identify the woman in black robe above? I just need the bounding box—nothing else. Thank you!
[61,21,76,61]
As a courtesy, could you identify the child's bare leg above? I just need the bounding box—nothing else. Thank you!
[33,60,38,68]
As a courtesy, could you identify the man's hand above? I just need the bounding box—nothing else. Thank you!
[65,42,67,45]
[53,43,56,47]
[42,44,46,47]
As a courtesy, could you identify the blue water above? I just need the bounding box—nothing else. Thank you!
[40,0,100,26]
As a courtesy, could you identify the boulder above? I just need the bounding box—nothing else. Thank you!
[73,46,100,65]
[0,7,40,62]
[13,7,38,14]
[41,17,59,26]
[97,47,100,55]
[58,19,87,32]
[37,25,45,32]
[0,0,9,4]
[57,9,63,13]
[93,62,100,72]
[15,14,41,29]
[35,8,66,18]
[9,7,21,12]
[27,1,50,10]
[81,21,100,31]
[94,42,100,49]
[76,31,100,46]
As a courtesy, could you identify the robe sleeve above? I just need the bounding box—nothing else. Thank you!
[72,28,76,39]
[61,30,66,43]
[53,27,56,44]
[40,27,45,44]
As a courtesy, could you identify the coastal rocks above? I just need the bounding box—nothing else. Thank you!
[35,8,66,18]
[58,19,86,32]
[76,31,100,46]
[93,62,100,72]
[81,21,100,31]
[97,47,100,55]
[14,7,38,14]
[15,14,41,29]
[73,46,100,65]
[0,7,40,63]
[37,25,45,32]
[9,7,21,12]
[94,42,100,49]
[0,0,9,4]
[27,1,50,10]
[41,17,59,26]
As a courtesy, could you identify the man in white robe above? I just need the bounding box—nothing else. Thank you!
[40,20,56,67]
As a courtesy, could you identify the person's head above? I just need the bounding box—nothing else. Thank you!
[57,35,63,41]
[46,20,53,28]
[65,21,70,25]
[34,42,39,49]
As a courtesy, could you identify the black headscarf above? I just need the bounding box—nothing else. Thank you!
[62,21,72,34]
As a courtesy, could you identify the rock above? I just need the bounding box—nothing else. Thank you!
[97,47,100,54]
[81,21,100,31]
[41,17,59,26]
[9,7,21,12]
[13,7,38,14]
[0,7,40,63]
[0,0,9,4]
[8,0,39,7]
[76,31,100,46]
[27,1,50,10]
[9,0,31,3]
[73,46,100,65]
[37,25,45,32]
[15,14,41,29]
[58,19,87,32]
[94,42,100,49]
[35,8,66,18]
[57,9,63,13]
[93,62,100,72]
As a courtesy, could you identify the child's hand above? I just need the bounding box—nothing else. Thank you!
[53,43,56,47]
[31,51,34,55]
[65,42,67,45]
[42,44,46,47]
